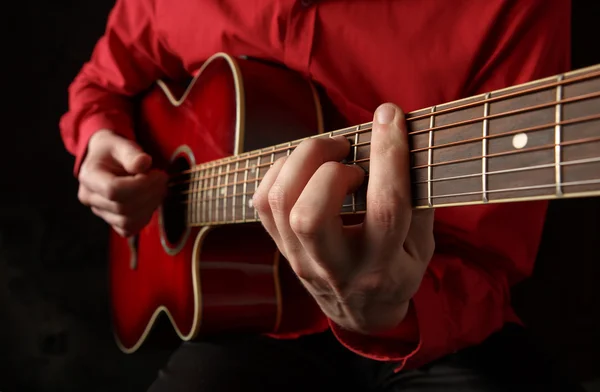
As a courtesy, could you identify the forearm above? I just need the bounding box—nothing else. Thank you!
[59,0,185,175]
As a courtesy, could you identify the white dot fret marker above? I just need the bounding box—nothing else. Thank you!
[248,198,254,209]
[512,133,528,149]
[220,187,227,195]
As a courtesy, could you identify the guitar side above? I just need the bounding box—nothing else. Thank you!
[108,53,324,353]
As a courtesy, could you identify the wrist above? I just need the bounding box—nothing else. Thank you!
[334,295,410,334]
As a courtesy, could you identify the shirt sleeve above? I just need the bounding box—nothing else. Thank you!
[327,0,571,371]
[58,0,186,175]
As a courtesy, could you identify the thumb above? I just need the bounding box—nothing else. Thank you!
[112,139,152,174]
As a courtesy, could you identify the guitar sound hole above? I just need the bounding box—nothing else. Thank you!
[162,155,191,247]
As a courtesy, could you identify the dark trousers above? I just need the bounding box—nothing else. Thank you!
[147,324,584,392]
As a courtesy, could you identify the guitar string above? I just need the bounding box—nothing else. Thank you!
[167,70,600,182]
[407,90,600,137]
[171,131,600,197]
[177,155,600,205]
[170,112,600,188]
[168,94,600,186]
[180,159,600,224]
[184,177,600,225]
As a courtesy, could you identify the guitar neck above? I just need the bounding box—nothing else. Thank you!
[178,64,600,226]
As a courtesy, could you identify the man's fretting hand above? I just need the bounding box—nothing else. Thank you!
[253,103,435,333]
[77,130,168,237]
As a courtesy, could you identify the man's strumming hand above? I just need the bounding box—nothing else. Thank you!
[253,103,435,334]
[77,130,168,237]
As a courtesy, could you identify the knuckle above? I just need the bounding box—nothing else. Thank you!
[289,208,320,238]
[77,163,90,181]
[370,196,401,230]
[320,161,343,176]
[272,156,287,167]
[113,215,128,230]
[298,137,328,155]
[119,222,136,238]
[90,207,101,217]
[121,230,134,238]
[102,180,120,200]
[77,187,88,204]
[267,183,288,213]
[288,260,317,282]
[113,202,129,215]
[293,265,314,282]
[252,191,268,213]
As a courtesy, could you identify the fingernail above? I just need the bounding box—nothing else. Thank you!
[376,104,396,125]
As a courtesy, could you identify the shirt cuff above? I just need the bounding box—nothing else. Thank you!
[73,110,135,175]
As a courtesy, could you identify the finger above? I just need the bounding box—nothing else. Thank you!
[290,162,365,275]
[252,156,288,248]
[91,205,151,238]
[79,173,167,215]
[79,185,132,215]
[80,167,166,202]
[111,138,152,174]
[268,136,351,258]
[364,103,412,245]
[403,209,435,263]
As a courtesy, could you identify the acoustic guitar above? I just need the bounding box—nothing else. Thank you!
[109,52,600,353]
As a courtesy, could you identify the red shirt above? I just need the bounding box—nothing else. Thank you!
[59,0,571,371]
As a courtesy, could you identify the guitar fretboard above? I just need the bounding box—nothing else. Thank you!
[172,64,600,227]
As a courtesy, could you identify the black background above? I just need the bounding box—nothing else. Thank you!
[1,1,599,391]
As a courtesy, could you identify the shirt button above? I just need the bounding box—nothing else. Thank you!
[300,0,313,7]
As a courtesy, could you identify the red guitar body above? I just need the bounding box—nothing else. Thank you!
[109,53,326,353]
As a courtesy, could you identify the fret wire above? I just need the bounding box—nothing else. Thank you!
[209,166,215,223]
[243,158,249,222]
[427,106,436,207]
[202,167,207,224]
[190,167,195,224]
[482,93,490,203]
[200,168,205,224]
[270,146,276,166]
[189,167,195,224]
[205,168,210,224]
[189,168,196,223]
[352,127,359,213]
[254,155,261,220]
[223,163,229,222]
[217,165,223,222]
[233,160,239,222]
[555,74,564,196]
[194,167,200,224]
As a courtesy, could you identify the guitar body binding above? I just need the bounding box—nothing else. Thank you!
[109,52,324,353]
